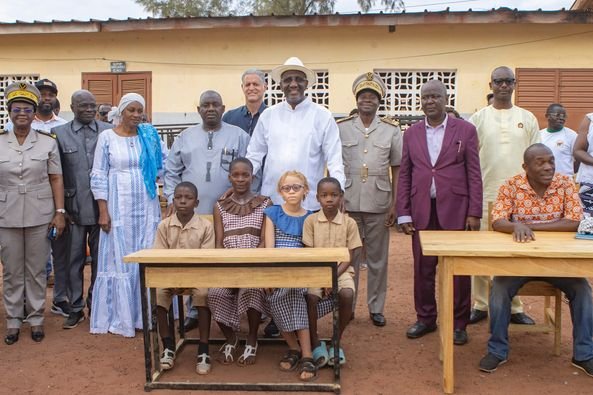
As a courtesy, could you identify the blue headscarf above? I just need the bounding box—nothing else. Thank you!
[137,123,162,199]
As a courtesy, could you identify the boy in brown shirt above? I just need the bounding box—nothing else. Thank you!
[303,177,362,368]
[153,182,214,374]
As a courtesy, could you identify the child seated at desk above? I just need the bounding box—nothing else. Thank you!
[303,177,362,367]
[264,170,316,382]
[208,158,272,366]
[152,182,215,374]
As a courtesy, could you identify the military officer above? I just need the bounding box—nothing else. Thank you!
[0,82,65,344]
[51,90,112,329]
[338,72,403,326]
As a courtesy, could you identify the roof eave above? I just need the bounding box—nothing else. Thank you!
[1,10,592,35]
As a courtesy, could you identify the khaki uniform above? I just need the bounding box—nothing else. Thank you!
[153,214,214,309]
[0,129,62,328]
[339,115,402,314]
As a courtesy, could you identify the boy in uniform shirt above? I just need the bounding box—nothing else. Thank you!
[152,182,214,375]
[303,177,362,367]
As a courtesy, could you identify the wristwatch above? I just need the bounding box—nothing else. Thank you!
[56,208,66,214]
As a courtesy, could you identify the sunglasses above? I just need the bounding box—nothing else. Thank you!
[99,111,109,116]
[548,112,566,120]
[280,184,305,193]
[492,78,516,86]
[10,107,34,114]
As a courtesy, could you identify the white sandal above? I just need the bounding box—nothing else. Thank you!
[196,353,211,375]
[237,342,258,366]
[160,348,176,370]
[218,336,239,365]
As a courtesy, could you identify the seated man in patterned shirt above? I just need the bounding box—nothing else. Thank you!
[479,143,593,377]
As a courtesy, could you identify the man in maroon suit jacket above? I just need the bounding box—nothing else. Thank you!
[397,80,482,345]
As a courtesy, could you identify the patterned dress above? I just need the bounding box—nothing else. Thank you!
[90,129,164,337]
[264,205,313,332]
[208,195,272,331]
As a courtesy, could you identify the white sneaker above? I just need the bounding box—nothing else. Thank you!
[196,353,211,375]
[160,348,176,370]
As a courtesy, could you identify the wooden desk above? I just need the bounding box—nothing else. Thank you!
[420,231,593,394]
[124,247,350,393]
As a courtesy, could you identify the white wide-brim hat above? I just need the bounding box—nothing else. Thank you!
[271,57,316,84]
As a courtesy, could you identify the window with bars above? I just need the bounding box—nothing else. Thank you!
[0,75,40,129]
[374,70,457,117]
[262,70,329,108]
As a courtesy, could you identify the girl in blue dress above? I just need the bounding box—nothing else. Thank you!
[264,170,317,381]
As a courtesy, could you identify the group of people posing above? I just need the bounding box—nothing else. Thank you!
[1,56,593,381]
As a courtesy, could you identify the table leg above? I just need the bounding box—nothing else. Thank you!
[150,287,161,372]
[437,261,443,362]
[332,262,341,388]
[440,257,455,394]
[139,265,153,386]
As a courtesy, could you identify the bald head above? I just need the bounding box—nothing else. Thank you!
[199,90,223,106]
[491,66,515,81]
[421,80,447,96]
[523,143,553,164]
[71,89,97,124]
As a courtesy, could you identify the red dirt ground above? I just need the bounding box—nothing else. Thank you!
[1,229,592,394]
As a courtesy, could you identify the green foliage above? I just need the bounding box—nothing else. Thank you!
[135,0,405,17]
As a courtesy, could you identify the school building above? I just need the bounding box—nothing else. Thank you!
[1,5,593,130]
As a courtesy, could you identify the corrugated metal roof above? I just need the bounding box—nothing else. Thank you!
[0,9,591,35]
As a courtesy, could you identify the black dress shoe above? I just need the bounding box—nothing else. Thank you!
[31,328,45,343]
[183,317,199,332]
[453,329,468,345]
[469,308,488,324]
[406,321,437,338]
[370,313,386,327]
[4,330,19,345]
[510,312,535,325]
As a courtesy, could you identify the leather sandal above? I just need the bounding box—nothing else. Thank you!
[4,330,19,345]
[279,349,301,372]
[237,342,258,366]
[299,357,318,382]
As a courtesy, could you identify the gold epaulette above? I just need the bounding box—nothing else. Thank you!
[35,129,56,139]
[0,129,7,135]
[380,116,400,127]
[337,115,356,124]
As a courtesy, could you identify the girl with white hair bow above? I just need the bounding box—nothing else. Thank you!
[90,93,166,337]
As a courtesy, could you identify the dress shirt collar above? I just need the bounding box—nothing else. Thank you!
[281,96,312,112]
[424,114,448,132]
[316,209,344,225]
[72,119,98,133]
[170,213,203,230]
[241,102,267,116]
[518,173,561,198]
[34,113,59,124]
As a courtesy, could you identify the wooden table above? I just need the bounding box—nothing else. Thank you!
[420,230,593,394]
[124,247,350,393]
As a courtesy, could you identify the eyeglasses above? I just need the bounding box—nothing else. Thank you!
[99,111,109,116]
[548,112,567,119]
[280,184,305,193]
[282,76,307,85]
[76,103,97,110]
[492,78,516,86]
[10,107,34,114]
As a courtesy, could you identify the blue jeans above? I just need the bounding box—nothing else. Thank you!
[488,276,593,362]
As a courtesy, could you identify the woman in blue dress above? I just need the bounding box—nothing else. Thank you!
[90,93,165,337]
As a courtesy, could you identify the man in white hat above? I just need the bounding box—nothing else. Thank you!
[246,57,345,211]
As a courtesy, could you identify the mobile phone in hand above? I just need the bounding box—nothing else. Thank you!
[47,226,57,240]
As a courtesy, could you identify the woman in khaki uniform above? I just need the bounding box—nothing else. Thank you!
[0,82,65,344]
